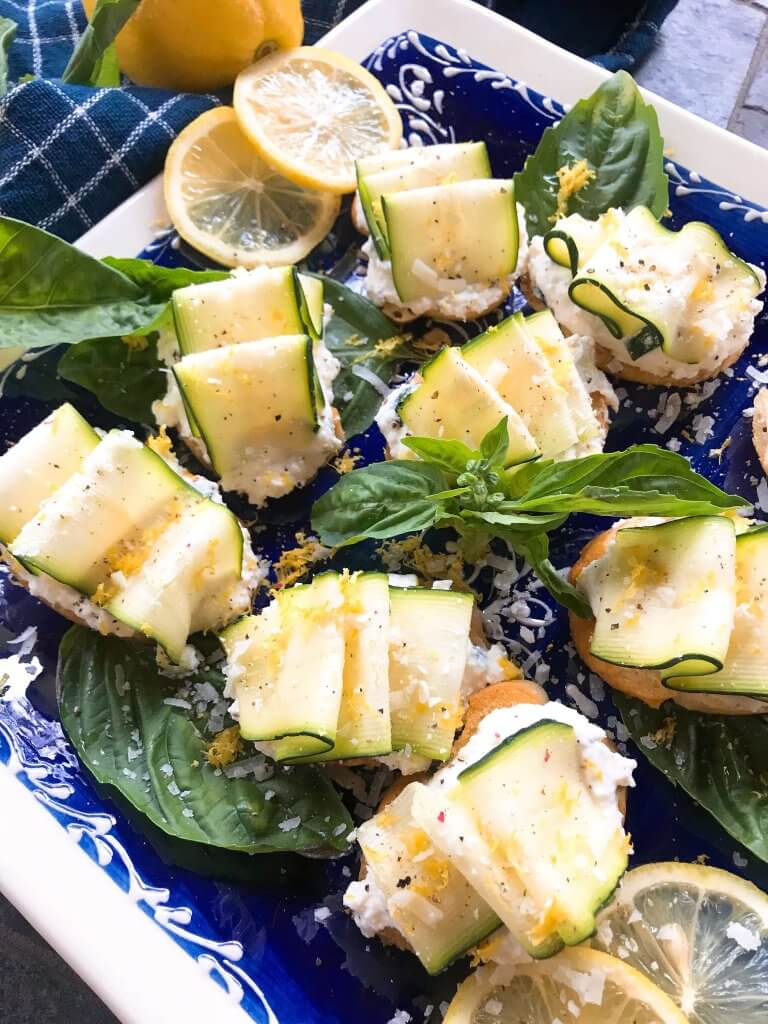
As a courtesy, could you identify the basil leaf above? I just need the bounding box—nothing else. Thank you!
[321,277,418,436]
[58,627,352,855]
[103,257,229,302]
[0,17,17,97]
[460,508,568,535]
[510,532,592,618]
[615,694,768,864]
[0,218,165,350]
[89,42,121,87]
[514,70,668,238]
[311,461,448,546]
[58,334,166,423]
[480,416,510,469]
[62,0,140,86]
[502,445,746,515]
[402,435,478,475]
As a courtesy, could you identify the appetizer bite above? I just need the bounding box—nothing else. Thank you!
[0,404,262,663]
[571,514,768,713]
[344,680,635,973]
[526,206,765,385]
[219,571,516,770]
[354,143,526,322]
[377,310,616,462]
[153,266,342,506]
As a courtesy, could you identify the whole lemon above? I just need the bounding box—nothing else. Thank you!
[81,0,304,92]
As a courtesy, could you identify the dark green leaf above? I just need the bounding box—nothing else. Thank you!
[0,17,17,97]
[502,445,746,515]
[58,334,166,423]
[320,277,421,436]
[514,70,668,238]
[62,0,140,86]
[480,416,509,468]
[103,257,229,302]
[58,627,352,855]
[0,218,165,350]
[615,694,768,864]
[460,508,568,535]
[311,461,448,546]
[402,435,478,475]
[509,532,592,618]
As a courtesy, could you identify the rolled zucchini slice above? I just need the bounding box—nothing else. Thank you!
[104,499,244,663]
[397,346,540,467]
[578,516,737,680]
[172,266,324,353]
[350,784,501,974]
[10,431,196,595]
[173,335,338,506]
[414,721,629,955]
[462,312,581,458]
[310,572,392,761]
[381,179,520,304]
[544,206,763,364]
[220,572,346,762]
[666,526,768,697]
[356,142,491,258]
[388,586,473,761]
[0,403,99,545]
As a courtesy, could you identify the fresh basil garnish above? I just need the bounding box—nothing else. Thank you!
[312,420,746,613]
[0,16,17,96]
[615,693,768,865]
[58,627,353,856]
[0,217,166,350]
[61,0,140,87]
[514,70,668,238]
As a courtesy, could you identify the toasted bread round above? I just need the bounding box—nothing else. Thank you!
[519,272,744,387]
[753,387,768,475]
[569,527,767,715]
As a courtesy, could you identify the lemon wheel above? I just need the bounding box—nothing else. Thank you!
[593,861,768,1023]
[233,47,403,194]
[444,946,687,1024]
[163,107,341,268]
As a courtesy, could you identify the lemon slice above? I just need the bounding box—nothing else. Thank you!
[592,861,768,1023]
[163,107,341,268]
[444,947,687,1024]
[233,47,403,194]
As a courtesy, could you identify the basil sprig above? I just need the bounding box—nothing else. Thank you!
[514,70,668,238]
[311,418,747,617]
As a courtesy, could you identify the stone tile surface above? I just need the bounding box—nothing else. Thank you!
[636,0,764,126]
[732,104,768,145]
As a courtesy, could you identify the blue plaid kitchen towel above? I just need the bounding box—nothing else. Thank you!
[0,0,677,242]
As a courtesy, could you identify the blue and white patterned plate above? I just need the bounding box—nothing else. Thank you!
[2,30,768,1024]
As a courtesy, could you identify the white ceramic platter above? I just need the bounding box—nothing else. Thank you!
[3,2,768,1022]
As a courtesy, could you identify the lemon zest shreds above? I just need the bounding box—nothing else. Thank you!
[122,333,149,352]
[695,853,710,865]
[333,449,364,475]
[653,715,677,747]
[376,536,472,593]
[271,531,332,592]
[373,336,406,358]
[551,158,596,222]
[207,725,242,768]
[709,436,732,462]
[147,424,174,460]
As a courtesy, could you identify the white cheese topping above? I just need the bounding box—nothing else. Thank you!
[363,204,529,321]
[527,208,766,380]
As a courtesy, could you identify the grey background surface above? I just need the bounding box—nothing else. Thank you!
[2,1,767,1021]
